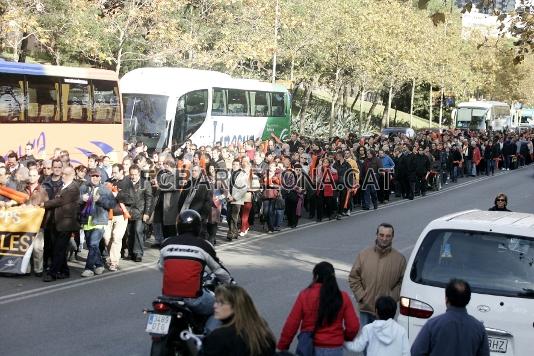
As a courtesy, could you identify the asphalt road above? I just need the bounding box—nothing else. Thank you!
[1,166,533,356]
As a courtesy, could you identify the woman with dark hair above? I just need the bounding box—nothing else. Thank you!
[489,192,511,211]
[200,285,276,356]
[277,261,359,355]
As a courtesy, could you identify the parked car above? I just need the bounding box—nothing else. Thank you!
[381,127,415,138]
[398,210,534,356]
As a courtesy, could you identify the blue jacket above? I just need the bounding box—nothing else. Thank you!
[79,182,115,226]
[411,306,489,356]
[381,155,395,170]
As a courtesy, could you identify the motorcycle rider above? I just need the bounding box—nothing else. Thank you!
[158,209,233,332]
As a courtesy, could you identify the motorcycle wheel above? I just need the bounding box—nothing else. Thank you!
[151,337,172,356]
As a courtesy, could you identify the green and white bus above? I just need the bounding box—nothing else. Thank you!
[120,67,291,151]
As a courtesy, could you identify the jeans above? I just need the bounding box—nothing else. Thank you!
[127,219,145,258]
[363,185,378,209]
[486,159,495,175]
[84,228,105,270]
[183,289,220,334]
[152,222,164,244]
[359,311,376,328]
[274,209,284,229]
[314,346,343,356]
[465,159,472,176]
[262,199,276,231]
[226,203,242,238]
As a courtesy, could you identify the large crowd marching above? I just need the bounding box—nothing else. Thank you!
[0,128,532,282]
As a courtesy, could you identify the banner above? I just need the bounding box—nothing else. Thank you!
[0,206,45,275]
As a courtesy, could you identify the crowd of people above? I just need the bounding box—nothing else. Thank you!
[1,128,525,356]
[0,128,532,281]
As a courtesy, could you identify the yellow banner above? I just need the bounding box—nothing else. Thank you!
[0,206,45,263]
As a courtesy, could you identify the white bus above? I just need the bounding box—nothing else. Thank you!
[454,101,511,131]
[515,108,534,129]
[120,67,291,151]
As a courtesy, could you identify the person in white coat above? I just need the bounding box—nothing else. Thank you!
[226,158,249,241]
[344,296,410,356]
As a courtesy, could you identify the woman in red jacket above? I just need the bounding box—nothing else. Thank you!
[277,261,360,355]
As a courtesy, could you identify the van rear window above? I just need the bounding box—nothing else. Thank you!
[411,229,534,298]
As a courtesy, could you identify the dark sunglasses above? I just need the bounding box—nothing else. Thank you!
[90,175,100,178]
[496,198,506,202]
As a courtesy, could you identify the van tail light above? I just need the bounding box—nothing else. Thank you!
[153,302,169,312]
[400,297,434,319]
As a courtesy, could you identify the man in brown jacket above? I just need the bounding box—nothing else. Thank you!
[348,223,407,327]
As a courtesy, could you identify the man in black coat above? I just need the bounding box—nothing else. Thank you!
[177,165,212,239]
[127,164,153,262]
[43,166,80,282]
[410,147,431,197]
[398,145,414,200]
[333,151,352,217]
[448,145,463,183]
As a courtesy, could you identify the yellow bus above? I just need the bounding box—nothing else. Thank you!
[0,61,123,164]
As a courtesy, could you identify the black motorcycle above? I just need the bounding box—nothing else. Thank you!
[144,273,219,356]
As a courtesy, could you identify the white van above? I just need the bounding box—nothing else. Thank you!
[398,210,534,356]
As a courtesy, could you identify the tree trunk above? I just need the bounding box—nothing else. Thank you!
[429,84,433,128]
[291,79,303,103]
[18,32,29,63]
[365,96,379,132]
[385,85,393,128]
[329,69,341,138]
[410,78,415,128]
[300,80,313,134]
[358,88,365,135]
[438,86,444,129]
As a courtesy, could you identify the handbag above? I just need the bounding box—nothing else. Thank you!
[295,331,314,356]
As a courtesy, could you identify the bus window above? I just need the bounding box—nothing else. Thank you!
[174,90,208,144]
[0,74,25,122]
[26,75,60,123]
[62,79,90,122]
[185,90,208,135]
[250,91,269,117]
[212,88,226,115]
[227,89,248,116]
[271,92,285,117]
[123,94,168,149]
[93,80,121,123]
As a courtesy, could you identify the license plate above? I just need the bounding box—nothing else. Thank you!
[146,313,171,335]
[488,337,508,353]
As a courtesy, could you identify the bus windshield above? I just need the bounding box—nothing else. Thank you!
[456,107,487,130]
[123,94,168,150]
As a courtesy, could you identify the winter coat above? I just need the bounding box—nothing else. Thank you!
[177,177,212,220]
[316,167,338,197]
[79,183,116,225]
[201,321,275,356]
[344,318,410,356]
[43,181,80,232]
[411,307,489,356]
[129,178,153,220]
[410,154,431,178]
[277,283,360,350]
[107,176,135,216]
[348,245,407,315]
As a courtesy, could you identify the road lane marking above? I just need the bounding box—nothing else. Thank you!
[0,262,159,305]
